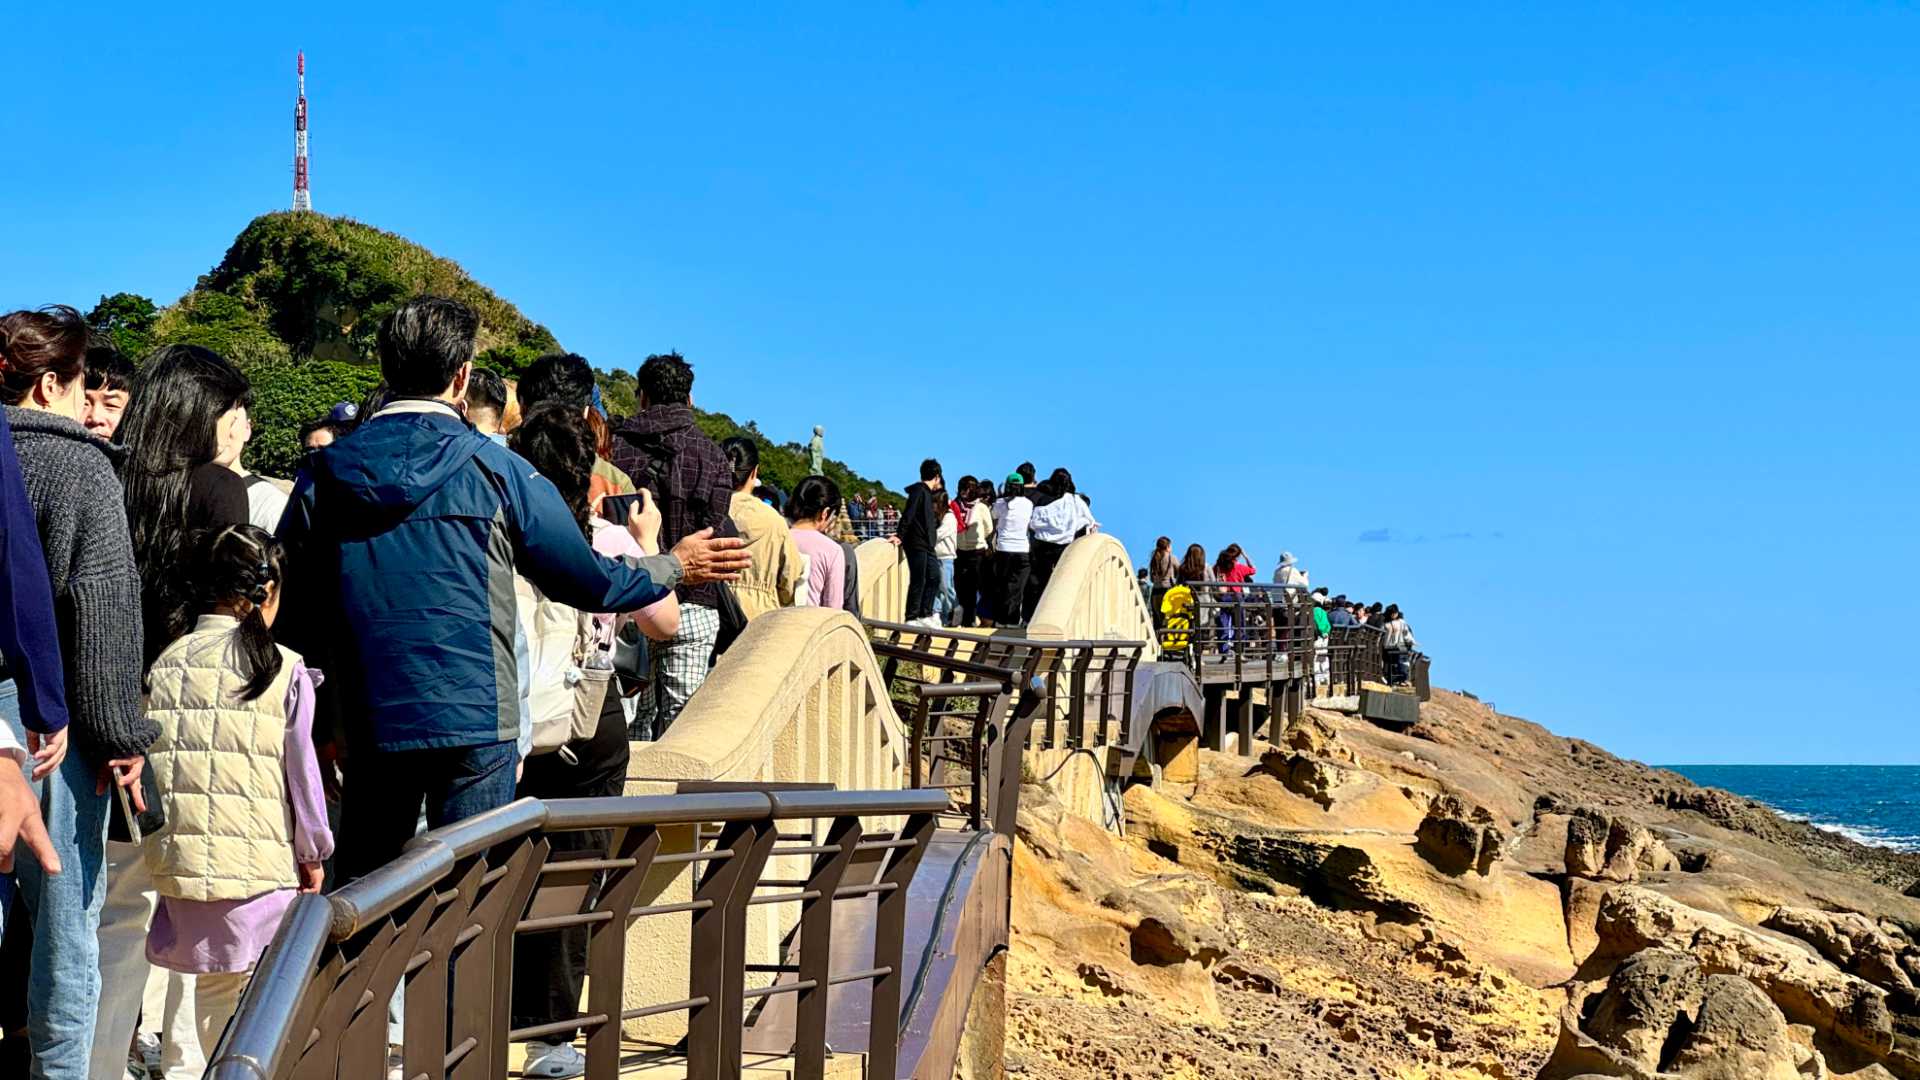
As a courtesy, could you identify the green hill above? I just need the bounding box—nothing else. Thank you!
[94,211,899,503]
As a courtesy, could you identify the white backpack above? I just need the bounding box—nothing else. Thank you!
[514,576,613,754]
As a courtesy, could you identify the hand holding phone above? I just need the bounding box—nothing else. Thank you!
[597,492,645,525]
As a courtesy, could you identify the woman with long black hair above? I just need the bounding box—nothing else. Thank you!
[117,345,254,664]
[93,344,255,1079]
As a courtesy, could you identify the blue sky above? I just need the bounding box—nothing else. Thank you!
[3,5,1915,763]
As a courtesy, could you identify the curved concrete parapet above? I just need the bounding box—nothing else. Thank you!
[855,538,908,624]
[1026,533,1159,657]
[629,606,908,790]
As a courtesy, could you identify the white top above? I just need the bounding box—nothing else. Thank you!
[992,496,1034,554]
[0,709,21,763]
[1029,494,1095,545]
[934,507,959,560]
[1272,565,1309,588]
[247,479,290,534]
[1382,618,1417,650]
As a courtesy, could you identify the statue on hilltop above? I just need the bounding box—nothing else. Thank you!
[808,425,825,474]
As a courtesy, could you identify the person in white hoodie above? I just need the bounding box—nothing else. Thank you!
[1272,551,1309,589]
[933,492,960,627]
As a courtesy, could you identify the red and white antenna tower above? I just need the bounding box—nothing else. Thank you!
[293,51,311,211]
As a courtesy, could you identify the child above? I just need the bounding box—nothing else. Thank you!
[141,524,332,1057]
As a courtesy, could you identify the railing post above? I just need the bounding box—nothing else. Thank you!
[793,815,862,1080]
[403,856,487,1080]
[866,812,938,1080]
[909,696,929,791]
[686,819,772,1080]
[1067,650,1091,749]
[584,826,661,1080]
[475,838,547,1080]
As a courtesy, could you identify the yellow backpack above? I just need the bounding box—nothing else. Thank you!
[1159,584,1195,651]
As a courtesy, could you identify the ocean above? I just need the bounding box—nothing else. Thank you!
[1665,765,1920,853]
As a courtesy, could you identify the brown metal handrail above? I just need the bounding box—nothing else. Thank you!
[864,620,1144,751]
[864,621,1146,832]
[207,787,948,1080]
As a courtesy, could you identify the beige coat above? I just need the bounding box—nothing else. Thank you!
[729,492,807,621]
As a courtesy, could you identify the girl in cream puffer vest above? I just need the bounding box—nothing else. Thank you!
[141,524,333,1056]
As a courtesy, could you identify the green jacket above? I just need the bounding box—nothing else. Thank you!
[1312,607,1331,637]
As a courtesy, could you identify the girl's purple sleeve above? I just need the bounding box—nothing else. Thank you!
[282,661,335,864]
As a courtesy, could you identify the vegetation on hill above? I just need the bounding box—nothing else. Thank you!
[85,211,901,502]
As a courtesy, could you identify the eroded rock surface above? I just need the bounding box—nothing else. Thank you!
[1005,689,1920,1080]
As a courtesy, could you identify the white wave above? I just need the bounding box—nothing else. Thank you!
[1751,800,1920,852]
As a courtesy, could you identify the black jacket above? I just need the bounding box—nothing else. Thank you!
[899,482,941,554]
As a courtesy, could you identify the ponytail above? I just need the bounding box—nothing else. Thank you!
[168,525,286,701]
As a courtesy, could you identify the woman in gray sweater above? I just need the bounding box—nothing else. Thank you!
[1,304,152,1080]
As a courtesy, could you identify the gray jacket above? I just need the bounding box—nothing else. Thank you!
[5,406,154,763]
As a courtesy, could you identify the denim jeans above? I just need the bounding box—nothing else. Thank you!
[936,558,957,626]
[3,682,111,1080]
[336,739,519,885]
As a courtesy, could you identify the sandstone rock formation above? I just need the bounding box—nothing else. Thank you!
[1004,689,1920,1080]
[1414,792,1505,876]
[1567,806,1679,882]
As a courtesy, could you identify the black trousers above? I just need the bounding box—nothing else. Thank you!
[903,548,940,621]
[997,551,1031,625]
[510,689,632,1034]
[1027,539,1067,616]
[954,550,986,626]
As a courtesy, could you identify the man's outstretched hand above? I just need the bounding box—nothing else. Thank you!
[0,755,58,875]
[672,528,751,585]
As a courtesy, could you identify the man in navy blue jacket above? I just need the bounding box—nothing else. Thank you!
[279,298,748,880]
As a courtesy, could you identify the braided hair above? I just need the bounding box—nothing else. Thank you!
[167,525,286,701]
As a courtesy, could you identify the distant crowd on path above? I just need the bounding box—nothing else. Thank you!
[884,460,1101,631]
[0,298,764,1080]
[1142,540,1421,688]
[734,456,1099,633]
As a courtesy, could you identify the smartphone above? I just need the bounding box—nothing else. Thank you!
[116,778,143,844]
[598,492,646,525]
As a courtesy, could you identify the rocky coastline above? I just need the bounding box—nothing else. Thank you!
[1004,689,1920,1078]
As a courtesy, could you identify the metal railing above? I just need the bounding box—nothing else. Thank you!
[208,787,947,1080]
[865,621,1148,829]
[844,514,898,541]
[1159,582,1316,685]
[1325,624,1430,699]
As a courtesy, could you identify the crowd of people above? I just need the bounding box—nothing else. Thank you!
[1142,541,1421,687]
[886,461,1099,630]
[0,299,757,1080]
[733,458,1099,633]
[0,295,1419,1080]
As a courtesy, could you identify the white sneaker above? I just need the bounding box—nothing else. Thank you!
[523,1040,587,1079]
